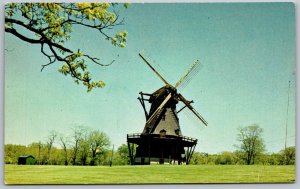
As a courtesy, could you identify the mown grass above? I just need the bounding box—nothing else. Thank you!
[4,164,295,184]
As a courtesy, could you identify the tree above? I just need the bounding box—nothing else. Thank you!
[190,152,209,165]
[116,144,130,165]
[235,124,265,165]
[27,142,44,164]
[70,126,85,165]
[79,135,90,166]
[233,150,247,165]
[59,135,69,165]
[215,151,238,165]
[46,130,58,164]
[281,146,295,165]
[4,144,27,164]
[95,149,112,166]
[88,130,110,166]
[5,3,128,92]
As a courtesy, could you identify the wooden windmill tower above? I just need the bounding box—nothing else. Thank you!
[127,53,208,165]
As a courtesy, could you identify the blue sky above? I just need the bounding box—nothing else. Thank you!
[5,2,295,154]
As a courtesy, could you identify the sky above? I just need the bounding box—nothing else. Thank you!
[4,2,296,154]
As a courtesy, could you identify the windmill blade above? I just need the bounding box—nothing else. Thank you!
[139,53,171,86]
[175,60,201,88]
[177,94,208,126]
[146,93,172,127]
[178,62,202,91]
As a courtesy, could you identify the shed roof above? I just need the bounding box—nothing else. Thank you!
[18,155,35,158]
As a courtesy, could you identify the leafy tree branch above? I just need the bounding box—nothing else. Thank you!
[5,3,129,92]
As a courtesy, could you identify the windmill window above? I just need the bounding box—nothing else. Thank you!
[162,114,166,121]
[159,129,166,138]
[175,129,180,135]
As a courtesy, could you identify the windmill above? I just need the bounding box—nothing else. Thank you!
[127,53,208,165]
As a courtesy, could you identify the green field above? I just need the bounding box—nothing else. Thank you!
[4,164,295,184]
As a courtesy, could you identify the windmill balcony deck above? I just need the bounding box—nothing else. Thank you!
[127,133,198,147]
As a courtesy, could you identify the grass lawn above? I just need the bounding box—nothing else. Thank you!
[4,164,295,184]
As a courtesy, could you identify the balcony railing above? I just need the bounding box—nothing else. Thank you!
[127,133,197,143]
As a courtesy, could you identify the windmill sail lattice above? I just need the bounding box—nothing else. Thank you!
[127,53,208,165]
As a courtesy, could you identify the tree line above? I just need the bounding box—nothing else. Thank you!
[190,124,295,165]
[4,125,295,166]
[190,147,295,166]
[5,127,130,166]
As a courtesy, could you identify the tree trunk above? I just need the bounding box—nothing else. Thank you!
[90,150,96,166]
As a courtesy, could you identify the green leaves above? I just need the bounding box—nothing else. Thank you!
[111,31,128,48]
[58,57,105,92]
[76,3,115,23]
[124,3,130,9]
[58,64,70,76]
